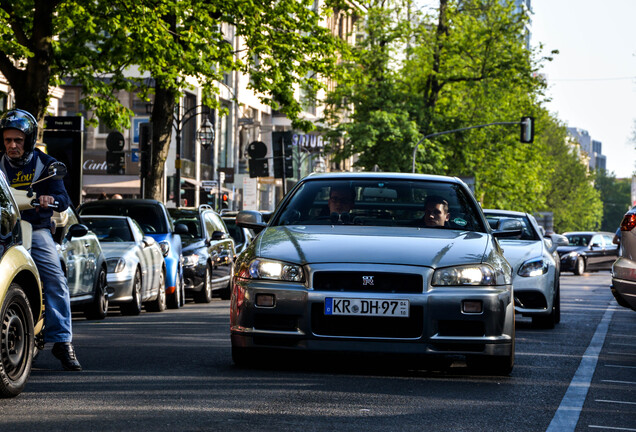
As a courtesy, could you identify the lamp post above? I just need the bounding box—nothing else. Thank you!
[171,103,215,207]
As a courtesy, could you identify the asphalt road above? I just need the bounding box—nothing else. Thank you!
[0,271,634,432]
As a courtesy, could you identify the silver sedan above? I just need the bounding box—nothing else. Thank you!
[484,209,566,328]
[232,173,520,375]
[82,215,166,314]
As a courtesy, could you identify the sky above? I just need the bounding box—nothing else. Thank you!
[531,0,636,178]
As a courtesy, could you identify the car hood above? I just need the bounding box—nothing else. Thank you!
[182,239,206,254]
[253,225,490,268]
[557,245,586,255]
[99,242,135,259]
[496,239,544,270]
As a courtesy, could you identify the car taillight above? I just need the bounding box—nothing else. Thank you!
[621,213,636,231]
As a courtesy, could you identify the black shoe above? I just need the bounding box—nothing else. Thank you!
[52,342,82,371]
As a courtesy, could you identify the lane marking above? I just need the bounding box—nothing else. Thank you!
[605,364,636,369]
[589,426,636,431]
[601,379,636,385]
[595,399,636,405]
[546,305,616,432]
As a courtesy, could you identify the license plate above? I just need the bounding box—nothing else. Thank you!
[324,298,410,317]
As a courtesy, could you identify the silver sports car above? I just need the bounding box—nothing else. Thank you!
[484,209,566,328]
[232,172,521,375]
[82,215,167,315]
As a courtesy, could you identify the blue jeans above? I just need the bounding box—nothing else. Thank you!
[31,228,72,343]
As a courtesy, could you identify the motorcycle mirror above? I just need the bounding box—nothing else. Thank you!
[47,161,67,180]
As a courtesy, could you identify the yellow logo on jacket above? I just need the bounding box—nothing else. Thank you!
[10,170,34,188]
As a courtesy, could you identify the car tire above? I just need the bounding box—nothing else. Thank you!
[84,266,108,320]
[0,283,35,398]
[121,269,143,316]
[194,266,213,304]
[573,256,585,275]
[146,269,166,312]
[167,272,181,309]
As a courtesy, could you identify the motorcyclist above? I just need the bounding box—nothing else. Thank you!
[0,108,81,371]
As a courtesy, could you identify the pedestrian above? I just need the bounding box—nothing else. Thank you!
[0,108,82,371]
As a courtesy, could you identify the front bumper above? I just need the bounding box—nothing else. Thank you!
[183,265,204,292]
[559,254,578,272]
[106,274,133,304]
[230,274,514,358]
[512,271,555,317]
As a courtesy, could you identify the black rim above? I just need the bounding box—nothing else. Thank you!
[1,300,29,380]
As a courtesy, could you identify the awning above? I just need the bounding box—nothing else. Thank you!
[83,175,141,194]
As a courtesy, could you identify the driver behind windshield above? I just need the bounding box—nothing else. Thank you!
[423,195,450,227]
[328,185,355,215]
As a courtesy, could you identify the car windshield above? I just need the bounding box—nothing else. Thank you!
[83,218,133,242]
[485,213,539,240]
[223,217,245,244]
[79,203,168,234]
[566,234,592,247]
[271,179,485,231]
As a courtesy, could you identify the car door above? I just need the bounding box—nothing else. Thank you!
[586,234,606,270]
[204,211,235,289]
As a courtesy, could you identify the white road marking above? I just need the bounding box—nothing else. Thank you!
[589,426,636,431]
[595,399,636,405]
[601,380,636,385]
[546,305,616,432]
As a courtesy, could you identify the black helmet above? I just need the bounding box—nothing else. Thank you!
[0,108,38,165]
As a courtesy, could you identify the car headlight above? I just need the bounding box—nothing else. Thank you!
[247,259,305,282]
[159,240,170,257]
[106,257,126,273]
[182,253,199,267]
[432,264,496,286]
[518,258,548,277]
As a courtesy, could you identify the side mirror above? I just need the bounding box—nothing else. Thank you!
[549,234,569,247]
[67,223,88,239]
[492,218,523,238]
[237,210,267,233]
[48,161,68,179]
[211,230,227,241]
[174,223,189,235]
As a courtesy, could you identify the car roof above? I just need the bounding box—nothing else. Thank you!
[304,171,467,184]
[483,209,529,217]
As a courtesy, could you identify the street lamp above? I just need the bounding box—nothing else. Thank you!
[171,102,214,207]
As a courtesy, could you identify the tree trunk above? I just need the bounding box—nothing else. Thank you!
[145,79,177,201]
[424,0,449,121]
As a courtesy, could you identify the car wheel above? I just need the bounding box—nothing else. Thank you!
[146,269,166,312]
[121,269,142,316]
[0,283,35,398]
[167,272,181,309]
[194,265,213,304]
[84,266,108,320]
[573,256,585,275]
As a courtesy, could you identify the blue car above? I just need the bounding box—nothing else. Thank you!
[77,199,186,308]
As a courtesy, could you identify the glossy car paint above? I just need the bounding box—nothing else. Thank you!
[231,173,515,373]
[611,207,636,311]
[81,216,165,306]
[558,231,618,274]
[484,210,559,327]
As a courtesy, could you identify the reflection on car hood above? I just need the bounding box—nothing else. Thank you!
[99,242,135,259]
[255,226,490,268]
[182,239,206,253]
[557,245,587,255]
[496,240,544,270]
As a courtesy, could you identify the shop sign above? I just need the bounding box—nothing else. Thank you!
[292,133,324,151]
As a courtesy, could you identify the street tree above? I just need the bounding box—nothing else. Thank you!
[0,0,341,200]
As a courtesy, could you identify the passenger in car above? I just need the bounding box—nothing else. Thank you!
[422,195,450,227]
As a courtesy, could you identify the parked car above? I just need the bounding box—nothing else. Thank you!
[0,172,43,397]
[611,207,636,311]
[168,206,235,302]
[77,199,185,309]
[557,231,618,275]
[52,207,109,320]
[81,215,167,314]
[231,172,521,375]
[220,210,255,256]
[484,209,567,328]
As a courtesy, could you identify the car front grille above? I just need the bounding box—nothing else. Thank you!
[514,291,547,309]
[313,272,423,294]
[310,304,424,338]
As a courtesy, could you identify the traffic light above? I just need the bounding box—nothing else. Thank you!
[272,131,294,179]
[247,141,269,178]
[106,131,125,174]
[139,122,152,178]
[221,192,229,209]
[520,116,534,143]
